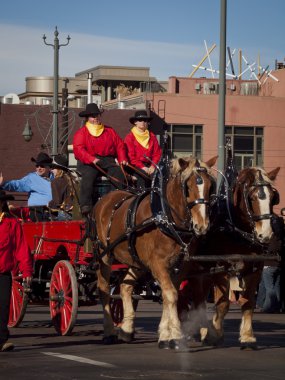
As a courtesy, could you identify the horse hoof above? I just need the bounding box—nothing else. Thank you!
[169,339,188,351]
[102,335,118,345]
[158,340,170,349]
[202,336,224,347]
[118,329,134,343]
[240,342,258,350]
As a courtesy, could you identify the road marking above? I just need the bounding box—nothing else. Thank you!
[42,352,116,368]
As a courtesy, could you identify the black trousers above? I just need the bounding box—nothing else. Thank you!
[77,158,126,209]
[128,166,152,190]
[0,272,12,345]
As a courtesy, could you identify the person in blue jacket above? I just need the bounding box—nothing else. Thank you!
[0,152,53,207]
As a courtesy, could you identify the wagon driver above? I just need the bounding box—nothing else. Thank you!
[73,103,128,216]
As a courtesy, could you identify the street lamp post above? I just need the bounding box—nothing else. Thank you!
[43,26,70,157]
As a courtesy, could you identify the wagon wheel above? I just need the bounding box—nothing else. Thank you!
[49,260,78,336]
[110,284,138,326]
[8,274,28,328]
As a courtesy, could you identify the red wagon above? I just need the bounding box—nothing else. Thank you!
[8,204,135,336]
[8,208,161,335]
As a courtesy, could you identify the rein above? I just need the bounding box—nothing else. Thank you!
[93,162,137,193]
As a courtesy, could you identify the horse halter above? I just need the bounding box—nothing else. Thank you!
[183,164,212,211]
[243,170,279,223]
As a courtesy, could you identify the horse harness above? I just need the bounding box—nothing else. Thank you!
[94,162,212,265]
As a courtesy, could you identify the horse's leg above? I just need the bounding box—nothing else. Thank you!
[153,265,184,350]
[96,257,117,344]
[180,275,210,342]
[238,268,262,350]
[118,267,140,342]
[203,274,230,346]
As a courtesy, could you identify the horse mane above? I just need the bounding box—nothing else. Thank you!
[170,156,213,182]
[237,167,273,186]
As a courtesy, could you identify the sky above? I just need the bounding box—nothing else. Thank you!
[0,0,284,95]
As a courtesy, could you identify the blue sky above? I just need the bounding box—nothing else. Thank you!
[0,0,284,95]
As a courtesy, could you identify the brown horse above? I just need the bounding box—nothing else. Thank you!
[186,166,281,349]
[93,156,217,349]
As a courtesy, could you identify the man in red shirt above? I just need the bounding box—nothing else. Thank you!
[73,103,128,216]
[0,190,33,352]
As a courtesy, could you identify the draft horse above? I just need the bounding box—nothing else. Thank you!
[93,156,217,349]
[188,165,281,349]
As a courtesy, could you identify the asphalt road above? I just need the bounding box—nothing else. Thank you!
[1,301,285,380]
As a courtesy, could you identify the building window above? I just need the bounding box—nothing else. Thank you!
[225,126,263,170]
[168,124,203,158]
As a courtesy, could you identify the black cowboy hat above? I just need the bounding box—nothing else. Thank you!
[50,154,69,171]
[129,110,153,124]
[79,103,102,118]
[31,152,53,167]
[0,190,14,201]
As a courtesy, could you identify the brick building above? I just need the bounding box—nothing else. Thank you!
[0,66,284,213]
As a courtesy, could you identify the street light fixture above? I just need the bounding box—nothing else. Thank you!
[22,119,33,142]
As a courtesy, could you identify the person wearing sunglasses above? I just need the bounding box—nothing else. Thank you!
[0,152,53,207]
[124,110,161,189]
[73,103,128,216]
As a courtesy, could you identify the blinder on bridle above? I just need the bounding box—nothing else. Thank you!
[183,164,215,210]
[244,170,279,222]
[272,188,280,206]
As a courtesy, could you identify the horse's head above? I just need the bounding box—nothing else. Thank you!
[233,166,280,243]
[169,156,217,236]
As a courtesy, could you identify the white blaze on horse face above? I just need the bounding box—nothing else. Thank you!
[193,178,208,235]
[255,186,273,242]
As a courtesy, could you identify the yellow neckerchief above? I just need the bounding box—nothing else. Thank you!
[86,122,104,137]
[0,212,5,223]
[131,127,150,148]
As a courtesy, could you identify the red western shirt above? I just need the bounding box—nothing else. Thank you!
[73,125,128,164]
[124,131,162,169]
[0,217,33,277]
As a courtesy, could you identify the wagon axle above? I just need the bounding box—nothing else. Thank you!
[50,290,65,306]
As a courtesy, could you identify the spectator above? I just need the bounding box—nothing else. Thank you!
[48,154,79,220]
[0,152,53,207]
[256,263,281,313]
[0,190,33,352]
[124,110,161,189]
[73,103,128,216]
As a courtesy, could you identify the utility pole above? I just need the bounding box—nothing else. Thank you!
[43,26,70,157]
[61,78,69,159]
[217,0,227,187]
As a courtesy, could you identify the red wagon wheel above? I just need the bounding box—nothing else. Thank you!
[49,260,78,336]
[8,274,28,327]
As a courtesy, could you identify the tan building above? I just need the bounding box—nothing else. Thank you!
[15,65,167,108]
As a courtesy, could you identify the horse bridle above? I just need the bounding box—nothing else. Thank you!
[173,166,216,232]
[242,175,278,224]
